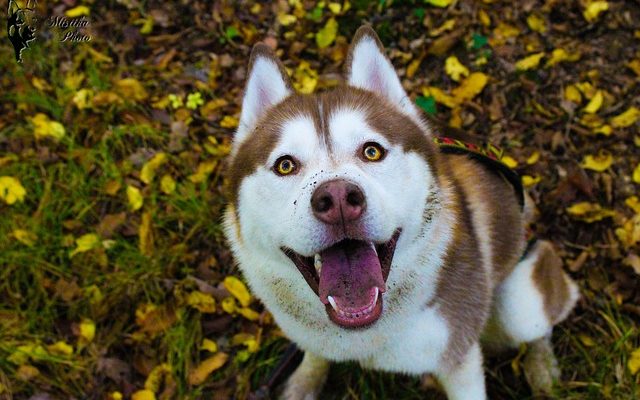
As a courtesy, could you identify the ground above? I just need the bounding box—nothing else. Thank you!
[0,0,639,399]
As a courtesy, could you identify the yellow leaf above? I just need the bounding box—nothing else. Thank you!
[545,48,580,67]
[47,341,73,356]
[444,56,470,82]
[526,151,540,165]
[451,72,489,104]
[406,58,422,79]
[502,155,518,169]
[610,107,640,128]
[220,115,239,128]
[17,364,39,381]
[223,276,252,307]
[292,61,318,94]
[566,202,616,223]
[316,18,338,48]
[515,52,545,71]
[628,60,640,76]
[188,161,217,183]
[629,348,640,375]
[577,334,596,347]
[131,390,156,400]
[494,22,520,38]
[140,153,167,185]
[581,152,613,172]
[31,113,65,140]
[429,19,456,37]
[277,13,297,26]
[526,14,547,33]
[110,391,123,400]
[160,175,176,195]
[633,163,640,184]
[478,10,491,27]
[422,86,457,108]
[91,91,123,107]
[73,89,94,110]
[186,291,216,313]
[221,297,237,314]
[65,5,90,17]
[328,2,342,14]
[238,307,260,321]
[188,352,229,385]
[127,185,144,211]
[0,176,26,205]
[115,78,148,102]
[583,90,603,113]
[583,1,609,23]
[13,229,36,246]
[202,339,218,353]
[594,124,612,136]
[625,196,640,214]
[425,0,453,7]
[70,234,101,257]
[522,175,540,187]
[616,215,640,248]
[79,318,96,345]
[139,211,154,256]
[144,363,171,392]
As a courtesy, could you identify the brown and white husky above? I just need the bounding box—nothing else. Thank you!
[224,26,579,399]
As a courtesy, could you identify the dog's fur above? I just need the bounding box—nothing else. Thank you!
[224,26,579,399]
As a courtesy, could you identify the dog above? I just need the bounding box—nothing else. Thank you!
[224,25,579,399]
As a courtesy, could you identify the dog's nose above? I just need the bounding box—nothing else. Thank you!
[311,179,366,225]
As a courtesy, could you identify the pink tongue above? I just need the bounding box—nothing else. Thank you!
[319,240,385,309]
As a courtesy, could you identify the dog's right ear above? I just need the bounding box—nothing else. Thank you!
[236,44,293,146]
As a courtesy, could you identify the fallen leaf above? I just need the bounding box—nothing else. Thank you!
[625,196,640,213]
[115,78,148,102]
[583,1,609,23]
[564,85,582,103]
[16,364,39,381]
[221,297,237,314]
[515,52,545,71]
[186,291,216,313]
[188,161,217,183]
[502,155,518,169]
[70,233,101,257]
[160,175,176,194]
[545,48,581,67]
[633,164,640,184]
[425,0,453,6]
[65,5,90,17]
[316,18,338,48]
[131,390,156,400]
[237,307,260,321]
[277,14,297,26]
[202,339,218,353]
[0,176,26,205]
[615,215,640,248]
[188,352,229,385]
[628,348,640,375]
[144,363,171,392]
[127,185,144,211]
[223,276,252,307]
[444,56,469,82]
[522,175,541,187]
[47,341,73,356]
[73,89,94,109]
[451,72,489,104]
[293,61,318,94]
[526,151,540,165]
[566,202,616,223]
[610,107,639,128]
[140,153,168,185]
[139,212,154,256]
[581,152,613,172]
[583,90,603,113]
[78,318,96,345]
[526,13,547,33]
[31,113,65,140]
[13,229,36,246]
[219,115,239,128]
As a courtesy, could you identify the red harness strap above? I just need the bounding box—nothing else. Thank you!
[434,136,525,210]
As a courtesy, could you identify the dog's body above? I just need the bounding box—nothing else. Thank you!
[224,26,579,399]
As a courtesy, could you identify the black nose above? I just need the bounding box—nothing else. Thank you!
[311,179,366,225]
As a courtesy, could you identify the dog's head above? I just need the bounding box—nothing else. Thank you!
[226,26,443,330]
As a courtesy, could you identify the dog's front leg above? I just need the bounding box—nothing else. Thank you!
[281,352,329,400]
[436,343,487,400]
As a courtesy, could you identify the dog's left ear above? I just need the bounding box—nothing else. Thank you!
[345,26,421,121]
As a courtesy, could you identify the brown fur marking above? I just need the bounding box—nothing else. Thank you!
[531,241,571,325]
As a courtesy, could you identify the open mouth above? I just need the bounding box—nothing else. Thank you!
[282,230,400,329]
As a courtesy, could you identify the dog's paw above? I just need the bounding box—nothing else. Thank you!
[279,353,329,400]
[523,337,560,398]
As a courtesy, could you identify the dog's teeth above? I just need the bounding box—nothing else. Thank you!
[370,242,378,255]
[314,253,322,274]
[328,295,338,312]
[373,287,379,304]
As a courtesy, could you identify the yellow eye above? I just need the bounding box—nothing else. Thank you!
[274,156,297,176]
[363,143,384,161]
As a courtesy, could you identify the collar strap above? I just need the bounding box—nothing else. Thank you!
[434,136,525,209]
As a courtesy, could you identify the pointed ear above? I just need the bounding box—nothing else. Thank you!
[236,44,292,145]
[345,26,420,121]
